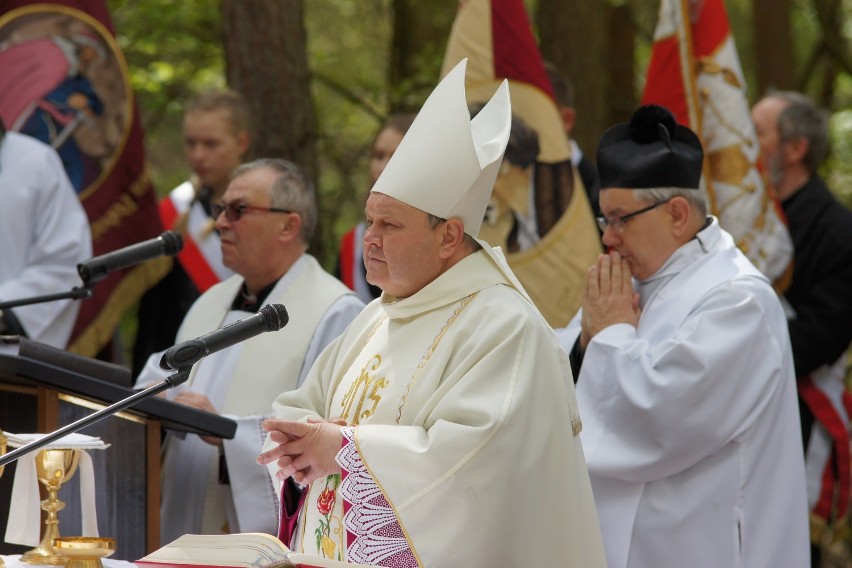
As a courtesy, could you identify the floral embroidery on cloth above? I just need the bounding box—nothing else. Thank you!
[338,427,418,567]
[314,474,343,561]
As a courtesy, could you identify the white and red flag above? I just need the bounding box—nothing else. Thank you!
[642,0,792,285]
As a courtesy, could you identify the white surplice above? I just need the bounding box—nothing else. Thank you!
[0,132,92,347]
[136,254,363,543]
[557,218,809,568]
[269,246,606,568]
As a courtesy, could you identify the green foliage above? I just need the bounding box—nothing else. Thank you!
[306,0,395,264]
[107,0,226,195]
[107,0,404,265]
[107,0,852,249]
[827,57,852,208]
[100,0,850,366]
[108,0,224,96]
[827,108,852,208]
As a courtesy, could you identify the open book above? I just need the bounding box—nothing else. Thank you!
[135,533,379,568]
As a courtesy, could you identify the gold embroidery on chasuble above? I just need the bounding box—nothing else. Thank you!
[340,355,389,425]
[299,317,388,559]
[395,292,478,423]
[303,293,480,559]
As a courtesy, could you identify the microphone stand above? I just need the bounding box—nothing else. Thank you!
[0,285,93,310]
[0,369,191,467]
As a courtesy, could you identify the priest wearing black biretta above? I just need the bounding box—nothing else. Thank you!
[596,104,703,191]
[555,104,810,568]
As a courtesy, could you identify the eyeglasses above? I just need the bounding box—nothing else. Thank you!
[596,199,670,233]
[212,202,291,222]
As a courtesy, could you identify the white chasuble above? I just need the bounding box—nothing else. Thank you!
[271,247,606,568]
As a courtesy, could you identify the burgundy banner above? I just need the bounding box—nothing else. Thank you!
[0,0,167,357]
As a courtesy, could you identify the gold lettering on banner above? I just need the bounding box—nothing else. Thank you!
[340,355,388,425]
[130,172,152,197]
[90,193,140,241]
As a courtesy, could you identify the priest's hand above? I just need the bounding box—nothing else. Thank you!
[173,391,223,447]
[257,418,345,486]
[580,251,640,348]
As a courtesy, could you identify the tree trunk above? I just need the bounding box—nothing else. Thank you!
[752,0,795,95]
[812,0,850,106]
[389,0,458,112]
[221,0,323,257]
[537,0,613,157]
[606,3,636,127]
[388,0,458,113]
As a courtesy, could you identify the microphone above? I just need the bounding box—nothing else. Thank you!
[77,231,183,284]
[160,303,289,370]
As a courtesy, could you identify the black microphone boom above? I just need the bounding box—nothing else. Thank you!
[160,303,289,371]
[77,230,183,284]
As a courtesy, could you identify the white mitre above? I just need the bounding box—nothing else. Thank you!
[370,58,511,237]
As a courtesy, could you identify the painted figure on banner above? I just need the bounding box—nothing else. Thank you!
[0,2,166,359]
[0,10,119,194]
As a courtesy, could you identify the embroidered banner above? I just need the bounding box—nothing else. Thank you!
[0,0,168,357]
[642,0,792,286]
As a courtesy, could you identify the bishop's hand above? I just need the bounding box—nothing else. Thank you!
[258,418,345,486]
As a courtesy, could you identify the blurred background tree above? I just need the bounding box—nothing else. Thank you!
[107,0,852,271]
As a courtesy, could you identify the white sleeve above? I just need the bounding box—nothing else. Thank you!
[134,350,169,388]
[223,415,280,534]
[296,294,364,387]
[0,137,92,347]
[578,285,788,483]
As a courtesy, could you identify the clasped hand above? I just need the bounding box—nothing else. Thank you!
[580,251,640,349]
[256,417,346,486]
[173,391,222,447]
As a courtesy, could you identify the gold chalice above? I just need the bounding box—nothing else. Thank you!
[0,429,6,568]
[53,537,116,568]
[21,448,81,565]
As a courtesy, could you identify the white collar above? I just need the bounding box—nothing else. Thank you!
[637,217,720,306]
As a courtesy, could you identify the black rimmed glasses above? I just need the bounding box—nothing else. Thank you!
[596,199,671,233]
[212,202,292,222]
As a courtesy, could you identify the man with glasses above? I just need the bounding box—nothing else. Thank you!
[133,90,250,377]
[753,91,852,564]
[135,159,363,543]
[556,104,809,568]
